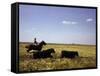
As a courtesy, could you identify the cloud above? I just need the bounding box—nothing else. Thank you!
[62,20,77,25]
[71,22,77,24]
[86,18,93,22]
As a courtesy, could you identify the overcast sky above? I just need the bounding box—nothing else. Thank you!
[19,4,96,45]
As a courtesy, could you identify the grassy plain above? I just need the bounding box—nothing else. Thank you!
[19,43,96,72]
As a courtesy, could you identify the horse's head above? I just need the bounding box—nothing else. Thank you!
[40,41,46,45]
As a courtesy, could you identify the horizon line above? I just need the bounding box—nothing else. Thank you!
[19,41,96,46]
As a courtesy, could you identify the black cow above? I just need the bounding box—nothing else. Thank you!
[61,50,79,58]
[33,48,55,59]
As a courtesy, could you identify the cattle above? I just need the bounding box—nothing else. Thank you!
[61,50,79,58]
[33,48,55,59]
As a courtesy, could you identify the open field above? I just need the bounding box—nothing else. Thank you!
[19,43,96,72]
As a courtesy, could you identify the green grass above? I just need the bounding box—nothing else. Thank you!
[19,43,96,72]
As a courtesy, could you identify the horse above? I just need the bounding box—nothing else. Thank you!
[25,41,46,53]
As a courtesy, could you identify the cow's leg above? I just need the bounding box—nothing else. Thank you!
[75,52,79,58]
[32,53,36,59]
[76,52,79,56]
[61,52,64,58]
[49,55,53,58]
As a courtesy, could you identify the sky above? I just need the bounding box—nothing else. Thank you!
[19,4,96,45]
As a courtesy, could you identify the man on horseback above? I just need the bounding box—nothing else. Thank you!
[26,38,46,53]
[27,38,39,53]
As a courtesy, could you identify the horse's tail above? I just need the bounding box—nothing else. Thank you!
[25,46,29,48]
